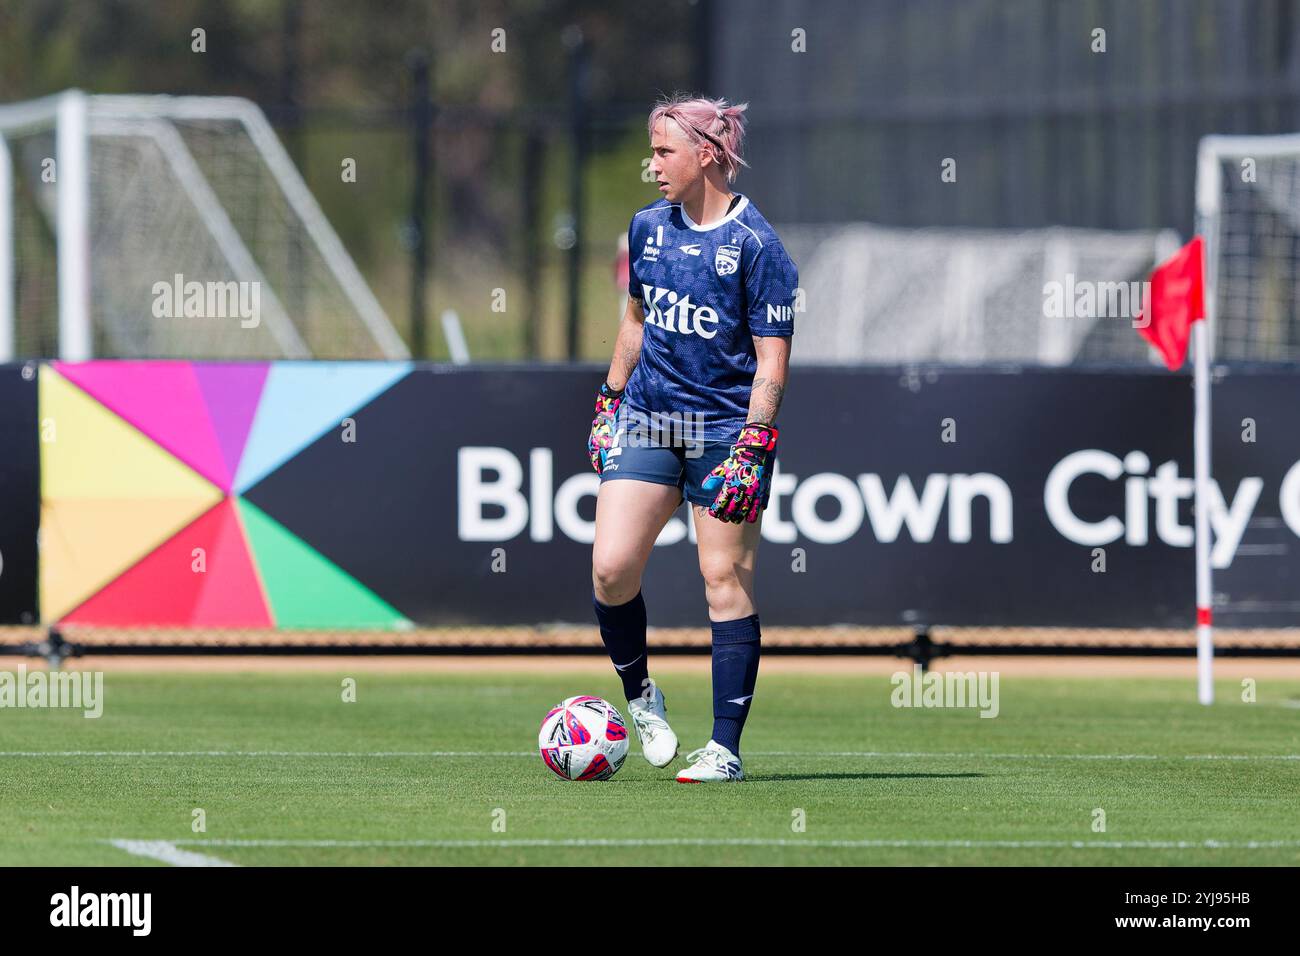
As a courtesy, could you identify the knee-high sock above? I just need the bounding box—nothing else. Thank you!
[710,613,760,755]
[594,589,650,702]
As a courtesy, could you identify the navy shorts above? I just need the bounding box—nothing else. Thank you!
[598,420,778,510]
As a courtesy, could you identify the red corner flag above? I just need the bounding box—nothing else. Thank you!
[1135,235,1205,371]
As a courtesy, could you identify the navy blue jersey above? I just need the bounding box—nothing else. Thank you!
[624,194,797,442]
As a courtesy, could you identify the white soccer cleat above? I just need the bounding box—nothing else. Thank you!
[626,686,679,768]
[675,740,744,783]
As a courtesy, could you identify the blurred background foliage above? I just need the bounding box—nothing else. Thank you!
[6,0,1300,360]
[0,0,706,359]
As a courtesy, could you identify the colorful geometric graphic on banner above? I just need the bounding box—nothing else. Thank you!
[39,361,412,628]
[193,363,270,492]
[54,360,232,492]
[234,361,410,493]
[39,367,223,621]
[62,499,272,627]
[236,499,406,629]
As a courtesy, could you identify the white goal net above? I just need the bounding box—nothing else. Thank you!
[0,90,407,361]
[1198,132,1300,363]
[780,222,1178,365]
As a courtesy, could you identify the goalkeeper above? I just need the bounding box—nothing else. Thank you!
[586,94,797,784]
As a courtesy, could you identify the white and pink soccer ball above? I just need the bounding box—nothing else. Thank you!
[538,695,630,781]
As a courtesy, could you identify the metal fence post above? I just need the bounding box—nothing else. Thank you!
[407,49,433,359]
[564,26,589,361]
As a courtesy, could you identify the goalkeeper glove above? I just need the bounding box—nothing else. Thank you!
[700,422,779,523]
[587,381,623,474]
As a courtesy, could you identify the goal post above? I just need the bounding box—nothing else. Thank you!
[1196,131,1300,364]
[0,89,408,361]
[56,90,91,361]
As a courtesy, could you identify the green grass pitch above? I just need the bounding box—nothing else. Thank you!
[2,668,1299,866]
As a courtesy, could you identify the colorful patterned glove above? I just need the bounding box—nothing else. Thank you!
[700,423,779,524]
[587,381,623,474]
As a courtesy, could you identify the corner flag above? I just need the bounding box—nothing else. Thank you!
[1136,235,1215,704]
[1135,235,1204,370]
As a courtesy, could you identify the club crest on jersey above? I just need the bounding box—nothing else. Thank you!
[715,244,741,276]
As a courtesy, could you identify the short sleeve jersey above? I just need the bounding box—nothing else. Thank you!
[624,194,797,442]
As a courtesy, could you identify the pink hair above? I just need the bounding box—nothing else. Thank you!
[648,94,749,183]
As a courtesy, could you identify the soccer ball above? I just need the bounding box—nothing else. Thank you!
[538,695,630,781]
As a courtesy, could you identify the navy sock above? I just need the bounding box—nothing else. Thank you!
[710,613,760,756]
[594,589,650,702]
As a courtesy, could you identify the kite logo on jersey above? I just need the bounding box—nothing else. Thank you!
[640,284,721,340]
[715,244,741,276]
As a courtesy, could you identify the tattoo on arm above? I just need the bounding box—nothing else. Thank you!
[748,375,786,425]
[607,301,644,391]
[620,339,639,382]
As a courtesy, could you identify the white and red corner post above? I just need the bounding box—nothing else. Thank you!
[1191,313,1214,705]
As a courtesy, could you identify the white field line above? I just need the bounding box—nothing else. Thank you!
[155,837,1300,851]
[110,839,238,867]
[755,751,1300,761]
[7,750,1300,760]
[0,750,538,757]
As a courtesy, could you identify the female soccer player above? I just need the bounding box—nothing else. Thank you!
[587,94,797,782]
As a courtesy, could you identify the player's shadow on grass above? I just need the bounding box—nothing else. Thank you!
[746,772,986,782]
